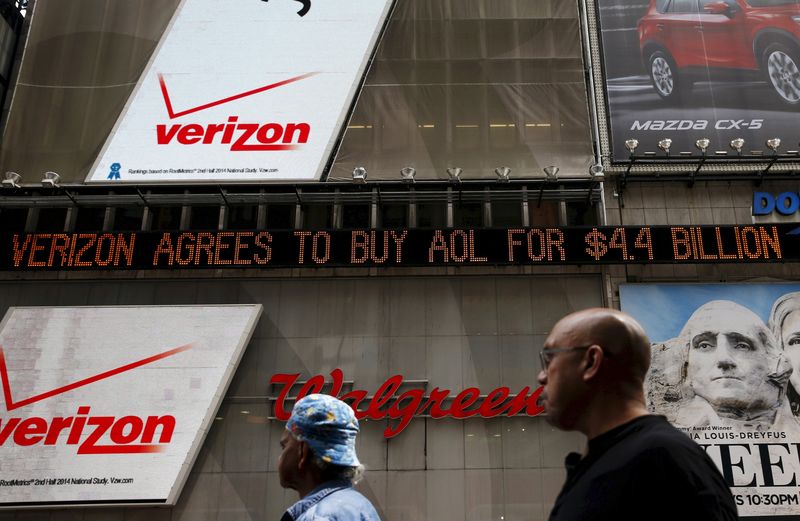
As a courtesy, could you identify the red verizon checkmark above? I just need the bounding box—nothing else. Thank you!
[0,343,193,412]
[158,72,318,119]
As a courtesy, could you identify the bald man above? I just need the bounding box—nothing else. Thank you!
[538,308,738,521]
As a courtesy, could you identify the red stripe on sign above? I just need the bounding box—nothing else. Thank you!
[158,72,318,119]
[0,343,194,411]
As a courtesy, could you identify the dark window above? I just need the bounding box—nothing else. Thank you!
[341,204,370,228]
[190,206,220,230]
[304,204,333,228]
[0,208,28,232]
[36,207,68,232]
[453,202,482,227]
[266,205,294,229]
[152,207,182,231]
[74,207,106,231]
[656,0,670,12]
[379,204,407,228]
[113,207,144,231]
[530,202,560,226]
[491,201,522,227]
[227,205,258,229]
[417,204,446,228]
[566,202,598,226]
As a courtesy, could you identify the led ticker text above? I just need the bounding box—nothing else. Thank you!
[2,225,789,270]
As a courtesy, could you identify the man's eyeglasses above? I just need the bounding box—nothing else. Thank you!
[539,345,594,372]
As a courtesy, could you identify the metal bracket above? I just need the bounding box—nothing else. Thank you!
[757,154,780,187]
[218,186,230,207]
[689,154,706,188]
[135,188,150,208]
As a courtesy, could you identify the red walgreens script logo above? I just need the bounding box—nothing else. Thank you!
[156,73,317,151]
[0,343,192,454]
[271,369,545,438]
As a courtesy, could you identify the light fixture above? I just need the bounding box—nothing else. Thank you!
[400,166,416,183]
[730,138,745,154]
[766,138,781,152]
[447,167,462,183]
[41,171,60,188]
[695,138,710,154]
[657,138,672,155]
[352,166,367,184]
[2,172,21,189]
[495,166,511,182]
[624,139,639,154]
[543,165,559,182]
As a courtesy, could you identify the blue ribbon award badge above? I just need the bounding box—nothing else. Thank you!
[107,163,122,180]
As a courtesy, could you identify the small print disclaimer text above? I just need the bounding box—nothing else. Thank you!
[0,477,134,487]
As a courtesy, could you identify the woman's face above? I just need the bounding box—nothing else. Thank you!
[781,310,800,390]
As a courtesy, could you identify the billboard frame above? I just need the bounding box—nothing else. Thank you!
[84,0,399,186]
[580,0,800,175]
[0,304,263,509]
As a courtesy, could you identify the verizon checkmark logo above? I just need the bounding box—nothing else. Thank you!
[156,73,317,151]
[0,343,192,454]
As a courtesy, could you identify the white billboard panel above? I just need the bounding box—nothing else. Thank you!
[86,0,395,183]
[0,305,261,507]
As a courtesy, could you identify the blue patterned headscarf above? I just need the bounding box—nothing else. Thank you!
[286,394,360,467]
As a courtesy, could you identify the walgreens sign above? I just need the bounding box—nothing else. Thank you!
[86,0,395,183]
[0,305,260,508]
[271,369,546,437]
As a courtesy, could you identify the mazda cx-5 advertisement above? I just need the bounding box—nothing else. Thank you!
[596,0,800,162]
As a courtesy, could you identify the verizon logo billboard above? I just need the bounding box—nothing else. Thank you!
[0,305,261,507]
[86,0,395,183]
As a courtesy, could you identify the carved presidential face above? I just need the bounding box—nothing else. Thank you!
[684,302,779,414]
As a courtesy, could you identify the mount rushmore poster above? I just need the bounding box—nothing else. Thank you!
[621,283,800,518]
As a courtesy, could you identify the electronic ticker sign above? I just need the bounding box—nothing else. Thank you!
[0,225,792,271]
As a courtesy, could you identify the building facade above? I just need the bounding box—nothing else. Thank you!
[0,0,799,519]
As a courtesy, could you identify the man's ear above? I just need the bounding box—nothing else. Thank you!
[298,441,310,469]
[582,345,604,381]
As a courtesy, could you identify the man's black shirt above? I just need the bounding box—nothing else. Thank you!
[549,415,738,520]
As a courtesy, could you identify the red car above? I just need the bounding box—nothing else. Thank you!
[638,0,800,105]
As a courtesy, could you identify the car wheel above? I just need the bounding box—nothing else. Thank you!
[648,51,688,103]
[763,43,800,106]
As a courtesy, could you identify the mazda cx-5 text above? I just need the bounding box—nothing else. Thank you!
[638,0,800,105]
